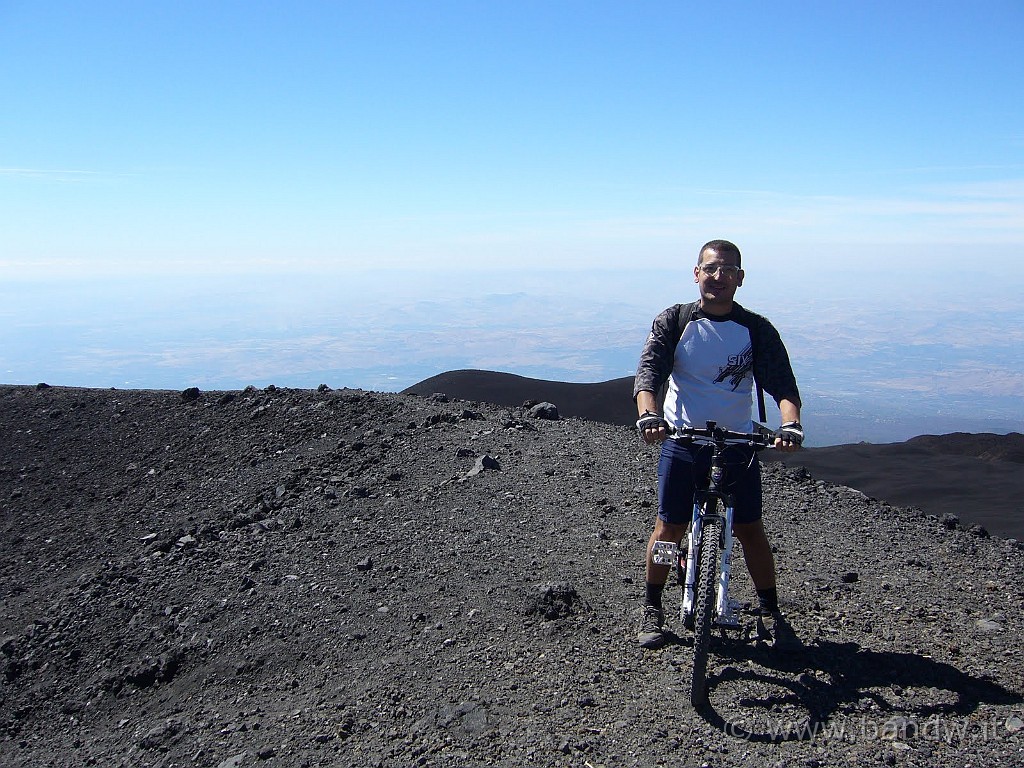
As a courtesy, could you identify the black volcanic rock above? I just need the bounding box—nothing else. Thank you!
[527,401,559,420]
[1,384,1022,767]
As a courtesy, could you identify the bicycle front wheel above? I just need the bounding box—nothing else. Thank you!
[689,503,721,706]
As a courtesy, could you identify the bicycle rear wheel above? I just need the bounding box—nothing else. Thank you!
[689,503,721,706]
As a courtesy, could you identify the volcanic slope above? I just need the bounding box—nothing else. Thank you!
[1,384,1022,768]
[405,369,1024,539]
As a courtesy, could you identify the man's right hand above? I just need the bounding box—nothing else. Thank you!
[636,412,669,444]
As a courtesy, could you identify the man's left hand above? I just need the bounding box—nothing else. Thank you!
[774,421,804,452]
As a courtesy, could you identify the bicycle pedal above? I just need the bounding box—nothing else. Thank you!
[651,540,680,567]
[714,598,743,629]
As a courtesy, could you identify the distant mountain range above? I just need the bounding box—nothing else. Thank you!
[404,369,1024,540]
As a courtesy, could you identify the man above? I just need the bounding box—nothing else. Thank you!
[633,239,804,650]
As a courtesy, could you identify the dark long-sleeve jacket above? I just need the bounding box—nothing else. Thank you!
[634,301,800,429]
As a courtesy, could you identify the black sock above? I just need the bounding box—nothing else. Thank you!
[645,582,665,608]
[756,587,779,614]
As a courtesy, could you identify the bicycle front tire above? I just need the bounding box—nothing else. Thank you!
[689,503,721,706]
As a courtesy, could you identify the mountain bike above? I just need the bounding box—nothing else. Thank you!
[650,421,774,706]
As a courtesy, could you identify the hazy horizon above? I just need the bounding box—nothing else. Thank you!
[3,259,1022,447]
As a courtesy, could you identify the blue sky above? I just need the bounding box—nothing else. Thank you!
[3,0,1022,276]
[2,1,1023,440]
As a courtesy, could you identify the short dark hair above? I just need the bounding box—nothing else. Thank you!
[698,239,742,268]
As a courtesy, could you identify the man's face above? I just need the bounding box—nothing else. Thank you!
[694,247,744,310]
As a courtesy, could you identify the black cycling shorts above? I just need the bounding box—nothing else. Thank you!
[657,437,763,526]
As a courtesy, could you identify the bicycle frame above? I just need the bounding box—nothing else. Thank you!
[650,421,771,630]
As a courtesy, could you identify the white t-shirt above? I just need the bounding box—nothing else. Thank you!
[663,315,754,433]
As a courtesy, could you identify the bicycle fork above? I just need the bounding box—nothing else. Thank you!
[706,502,741,628]
[652,496,742,629]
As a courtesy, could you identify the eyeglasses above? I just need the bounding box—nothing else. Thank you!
[698,263,741,279]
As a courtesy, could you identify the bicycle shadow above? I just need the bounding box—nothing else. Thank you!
[695,638,1023,742]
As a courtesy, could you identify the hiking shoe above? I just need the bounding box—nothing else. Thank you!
[637,605,666,649]
[756,610,801,651]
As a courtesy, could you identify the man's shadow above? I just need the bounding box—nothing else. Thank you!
[687,638,1022,742]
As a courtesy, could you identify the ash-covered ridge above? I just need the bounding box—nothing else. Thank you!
[1,384,1022,767]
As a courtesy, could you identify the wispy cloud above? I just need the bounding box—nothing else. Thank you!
[1,175,1022,280]
[678,182,1024,238]
[0,167,105,182]
[416,180,1024,257]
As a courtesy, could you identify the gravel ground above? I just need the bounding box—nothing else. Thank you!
[2,384,1022,767]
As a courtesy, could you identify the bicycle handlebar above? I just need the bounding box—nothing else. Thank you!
[669,420,775,448]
